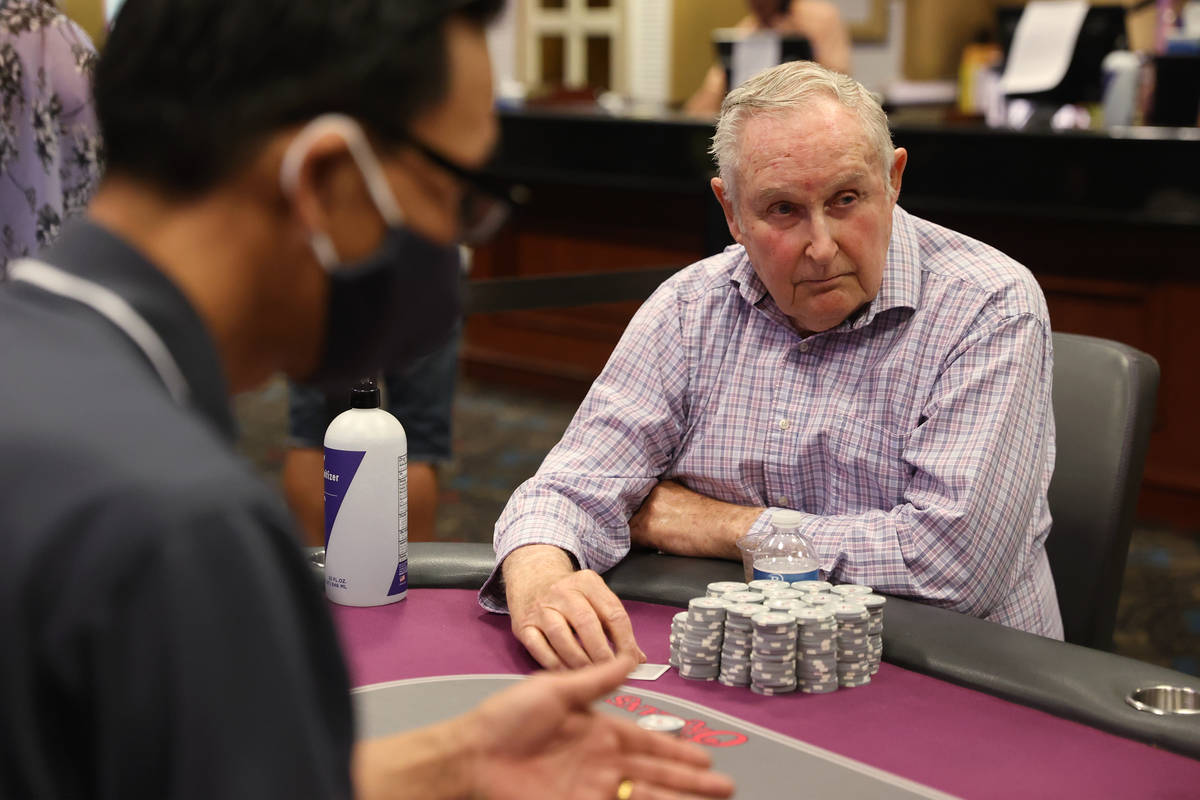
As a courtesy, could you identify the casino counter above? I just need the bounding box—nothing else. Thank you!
[310,543,1200,768]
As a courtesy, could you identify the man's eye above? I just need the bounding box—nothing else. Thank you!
[833,193,857,207]
[771,202,795,216]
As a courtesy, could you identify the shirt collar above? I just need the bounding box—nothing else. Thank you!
[39,219,237,441]
[729,205,921,335]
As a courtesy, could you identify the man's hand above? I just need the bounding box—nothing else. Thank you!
[503,545,645,670]
[468,655,736,799]
[352,657,736,800]
[629,480,761,561]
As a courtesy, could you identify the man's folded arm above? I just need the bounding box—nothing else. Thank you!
[802,312,1054,618]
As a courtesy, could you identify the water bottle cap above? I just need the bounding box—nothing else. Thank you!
[771,509,805,530]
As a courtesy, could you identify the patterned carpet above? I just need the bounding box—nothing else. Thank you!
[234,374,1200,676]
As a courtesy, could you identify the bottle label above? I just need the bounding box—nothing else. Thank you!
[388,453,408,597]
[752,568,820,582]
[323,447,366,553]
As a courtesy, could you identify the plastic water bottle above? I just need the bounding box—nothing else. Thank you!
[322,378,408,606]
[752,509,820,582]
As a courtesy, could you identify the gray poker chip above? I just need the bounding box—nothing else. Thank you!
[746,579,784,592]
[804,593,838,606]
[759,586,804,600]
[707,581,749,595]
[791,580,833,593]
[833,602,869,622]
[723,592,765,606]
[831,584,873,597]
[763,598,807,612]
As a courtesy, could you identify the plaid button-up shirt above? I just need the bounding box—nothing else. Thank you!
[483,207,1063,639]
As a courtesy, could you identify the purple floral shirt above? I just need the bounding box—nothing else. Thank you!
[0,1,102,272]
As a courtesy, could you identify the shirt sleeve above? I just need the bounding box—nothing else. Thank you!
[479,285,691,611]
[794,311,1055,618]
[41,491,355,799]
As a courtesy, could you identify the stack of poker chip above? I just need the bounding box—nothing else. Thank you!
[718,603,760,686]
[859,593,886,674]
[833,601,872,688]
[677,597,727,681]
[792,605,839,693]
[668,611,687,668]
[750,612,798,695]
[706,580,749,598]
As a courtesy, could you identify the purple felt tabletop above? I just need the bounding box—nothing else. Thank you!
[330,588,1200,799]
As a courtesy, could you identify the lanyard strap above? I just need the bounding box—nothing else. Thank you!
[8,258,191,407]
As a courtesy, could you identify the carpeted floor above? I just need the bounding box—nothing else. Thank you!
[234,374,1200,676]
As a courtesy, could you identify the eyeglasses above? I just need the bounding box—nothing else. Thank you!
[403,137,529,246]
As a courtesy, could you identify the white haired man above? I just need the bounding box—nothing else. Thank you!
[484,61,1063,670]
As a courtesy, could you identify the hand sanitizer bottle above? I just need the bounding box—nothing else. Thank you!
[322,378,408,606]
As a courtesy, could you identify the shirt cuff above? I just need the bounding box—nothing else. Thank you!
[477,517,589,614]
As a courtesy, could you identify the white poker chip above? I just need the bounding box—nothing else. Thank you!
[831,584,873,596]
[689,596,728,611]
[832,602,869,620]
[707,581,749,595]
[858,593,887,609]
[750,611,795,626]
[747,579,785,592]
[792,580,833,592]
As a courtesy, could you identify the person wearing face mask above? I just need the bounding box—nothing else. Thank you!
[0,1,735,799]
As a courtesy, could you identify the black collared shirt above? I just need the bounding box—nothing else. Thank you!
[0,221,354,798]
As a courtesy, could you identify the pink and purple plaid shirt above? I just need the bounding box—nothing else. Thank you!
[483,207,1063,638]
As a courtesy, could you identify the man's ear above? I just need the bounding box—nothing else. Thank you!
[284,131,360,238]
[711,177,744,244]
[888,147,907,203]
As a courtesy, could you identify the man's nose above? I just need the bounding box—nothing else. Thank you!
[805,216,839,265]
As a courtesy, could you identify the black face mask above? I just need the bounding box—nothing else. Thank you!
[309,224,461,391]
[280,114,462,392]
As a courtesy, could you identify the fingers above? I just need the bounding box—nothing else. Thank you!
[588,580,646,664]
[513,568,644,669]
[538,653,637,712]
[513,623,564,671]
[619,752,734,798]
[608,717,713,768]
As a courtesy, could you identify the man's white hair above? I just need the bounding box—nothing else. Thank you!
[711,61,894,200]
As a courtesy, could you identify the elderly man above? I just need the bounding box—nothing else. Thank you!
[485,61,1063,670]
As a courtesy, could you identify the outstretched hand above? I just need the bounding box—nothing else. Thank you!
[468,655,735,800]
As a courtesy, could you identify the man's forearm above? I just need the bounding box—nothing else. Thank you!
[630,481,764,561]
[353,716,476,800]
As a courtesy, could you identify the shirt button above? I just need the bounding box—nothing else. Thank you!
[798,341,810,353]
[778,419,790,430]
[777,496,789,506]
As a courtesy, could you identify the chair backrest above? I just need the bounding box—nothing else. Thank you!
[1046,332,1159,650]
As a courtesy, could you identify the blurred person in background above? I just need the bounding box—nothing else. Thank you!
[0,0,102,274]
[685,0,851,115]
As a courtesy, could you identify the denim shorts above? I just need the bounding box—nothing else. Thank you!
[287,322,460,463]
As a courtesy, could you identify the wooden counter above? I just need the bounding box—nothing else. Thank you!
[466,107,1200,526]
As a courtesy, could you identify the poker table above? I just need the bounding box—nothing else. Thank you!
[315,544,1200,797]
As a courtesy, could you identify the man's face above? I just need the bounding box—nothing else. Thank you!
[712,101,906,335]
[384,16,499,245]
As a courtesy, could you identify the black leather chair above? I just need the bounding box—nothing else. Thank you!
[1045,332,1159,650]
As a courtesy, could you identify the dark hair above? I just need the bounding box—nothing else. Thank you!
[95,0,504,196]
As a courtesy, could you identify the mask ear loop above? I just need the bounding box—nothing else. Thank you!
[280,113,406,271]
